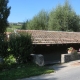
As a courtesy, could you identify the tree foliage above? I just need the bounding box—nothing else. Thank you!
[21,22,26,30]
[48,0,80,31]
[21,20,28,30]
[9,32,33,63]
[23,0,80,32]
[0,0,11,33]
[0,34,8,58]
[27,10,49,30]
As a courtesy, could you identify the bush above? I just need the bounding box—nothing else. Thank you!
[9,32,33,63]
[0,34,9,58]
[4,54,16,65]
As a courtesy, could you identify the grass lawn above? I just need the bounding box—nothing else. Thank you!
[6,28,14,32]
[6,25,22,32]
[0,63,54,80]
[11,25,22,29]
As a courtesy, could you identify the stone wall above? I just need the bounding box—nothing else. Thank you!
[31,53,61,66]
[30,54,44,66]
[31,52,80,66]
[61,52,80,63]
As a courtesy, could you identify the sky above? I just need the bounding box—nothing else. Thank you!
[8,0,80,23]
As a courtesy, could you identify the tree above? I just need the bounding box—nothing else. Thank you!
[27,10,49,30]
[0,0,11,33]
[21,22,26,30]
[48,0,80,31]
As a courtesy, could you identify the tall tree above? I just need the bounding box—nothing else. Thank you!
[48,0,80,31]
[27,10,49,30]
[0,0,11,33]
[21,20,28,30]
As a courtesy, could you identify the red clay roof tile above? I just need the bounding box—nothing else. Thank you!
[17,30,80,44]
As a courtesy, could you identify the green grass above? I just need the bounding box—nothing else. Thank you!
[0,63,54,80]
[11,25,22,29]
[6,28,14,32]
[6,25,22,32]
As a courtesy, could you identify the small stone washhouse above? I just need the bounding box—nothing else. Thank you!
[17,30,80,64]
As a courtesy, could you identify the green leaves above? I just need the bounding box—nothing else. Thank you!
[0,34,8,58]
[0,0,11,33]
[26,10,49,30]
[9,32,33,63]
[48,0,80,31]
[23,0,80,32]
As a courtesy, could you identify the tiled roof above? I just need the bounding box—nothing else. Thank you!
[17,30,80,44]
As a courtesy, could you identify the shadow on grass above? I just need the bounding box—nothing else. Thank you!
[0,63,54,80]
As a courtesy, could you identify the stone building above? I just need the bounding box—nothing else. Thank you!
[17,30,80,64]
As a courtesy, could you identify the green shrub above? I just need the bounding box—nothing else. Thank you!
[9,32,33,63]
[4,54,16,65]
[0,34,9,58]
[0,63,7,70]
